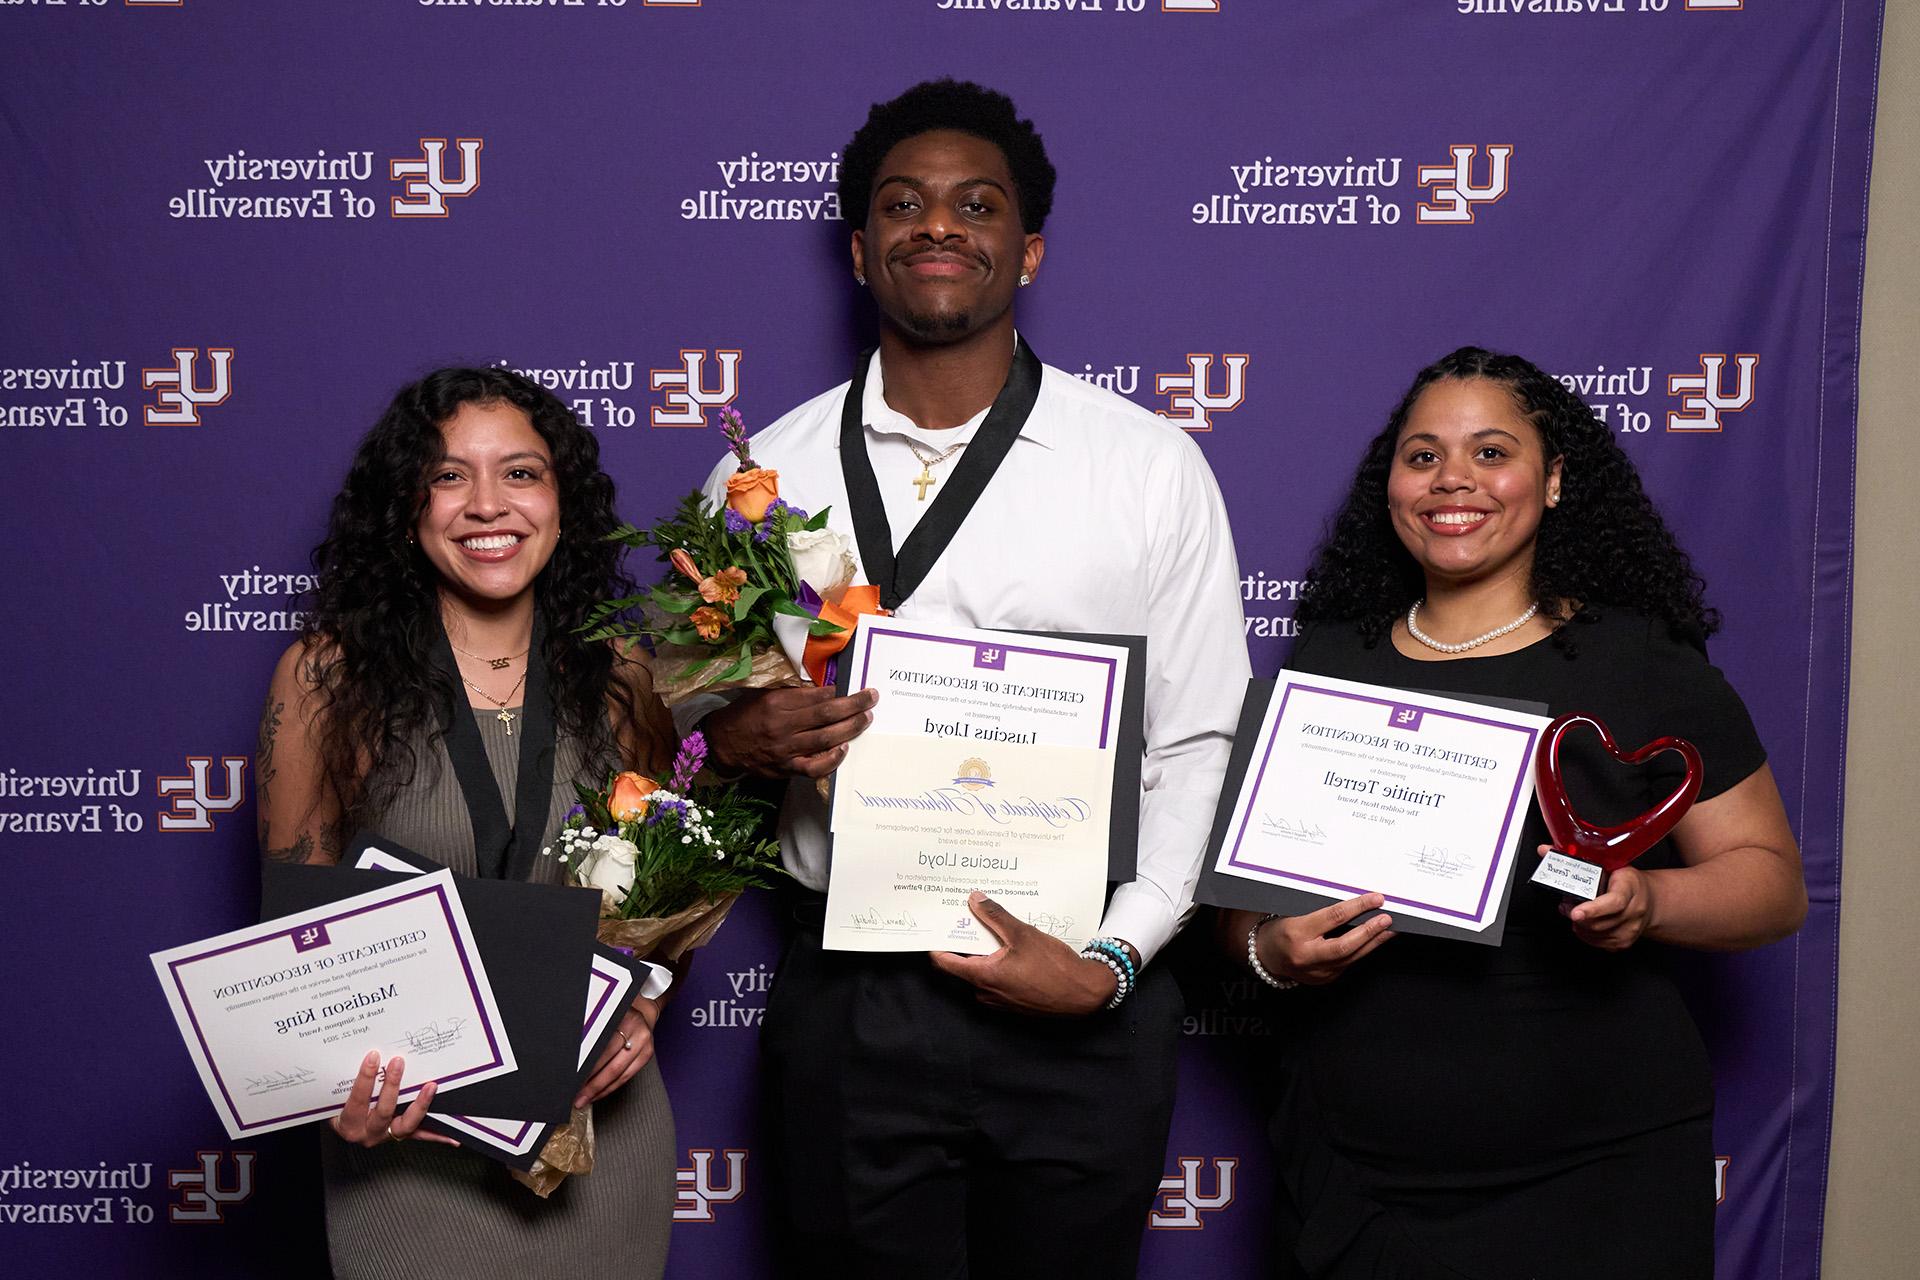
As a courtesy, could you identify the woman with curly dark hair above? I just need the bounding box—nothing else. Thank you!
[256,367,676,1278]
[1223,347,1805,1279]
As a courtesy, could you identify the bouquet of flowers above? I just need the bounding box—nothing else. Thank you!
[518,731,779,1197]
[584,406,883,706]
[546,730,781,958]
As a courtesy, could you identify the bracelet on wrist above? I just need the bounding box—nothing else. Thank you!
[1079,936,1137,1009]
[1246,914,1299,991]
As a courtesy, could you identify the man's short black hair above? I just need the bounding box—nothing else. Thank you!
[839,79,1056,234]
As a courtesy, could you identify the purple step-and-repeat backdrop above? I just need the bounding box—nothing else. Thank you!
[0,2,1882,1276]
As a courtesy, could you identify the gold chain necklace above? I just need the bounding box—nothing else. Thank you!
[458,666,529,736]
[905,438,967,501]
[449,640,528,672]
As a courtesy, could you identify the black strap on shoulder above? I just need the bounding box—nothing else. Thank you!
[839,337,1043,611]
[428,609,556,881]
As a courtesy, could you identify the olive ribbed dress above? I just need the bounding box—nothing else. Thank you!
[319,710,675,1280]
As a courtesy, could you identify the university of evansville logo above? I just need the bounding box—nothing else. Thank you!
[1149,1157,1237,1228]
[1667,353,1757,431]
[169,1151,255,1224]
[157,757,248,832]
[650,349,742,427]
[391,138,483,217]
[1416,145,1513,224]
[1156,354,1248,431]
[674,1149,747,1221]
[143,348,233,426]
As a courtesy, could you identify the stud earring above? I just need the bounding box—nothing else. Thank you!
[855,273,866,286]
[1019,273,1032,287]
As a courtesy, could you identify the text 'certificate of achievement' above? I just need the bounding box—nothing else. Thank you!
[824,617,1127,953]
[151,869,515,1138]
[1210,673,1549,941]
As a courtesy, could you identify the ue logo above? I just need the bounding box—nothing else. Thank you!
[1667,354,1756,432]
[1149,1156,1237,1229]
[651,349,742,427]
[1157,354,1248,432]
[674,1149,747,1221]
[1715,1155,1730,1205]
[169,1151,255,1223]
[1162,1,1221,10]
[143,348,233,426]
[1417,145,1514,225]
[157,757,248,833]
[391,139,483,217]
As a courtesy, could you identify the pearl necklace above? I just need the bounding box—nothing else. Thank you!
[1406,600,1539,654]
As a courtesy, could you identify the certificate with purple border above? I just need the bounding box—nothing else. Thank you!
[844,616,1127,751]
[1209,672,1549,939]
[150,869,515,1138]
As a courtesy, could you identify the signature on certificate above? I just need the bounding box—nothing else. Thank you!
[242,1067,317,1096]
[404,1017,467,1054]
[1412,844,1465,877]
[1263,814,1329,844]
[847,907,920,932]
[1023,912,1075,938]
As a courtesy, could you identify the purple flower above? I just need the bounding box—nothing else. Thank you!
[783,503,809,522]
[566,803,586,821]
[763,499,789,521]
[670,732,709,792]
[753,523,772,545]
[645,796,689,827]
[719,406,753,466]
[723,508,750,535]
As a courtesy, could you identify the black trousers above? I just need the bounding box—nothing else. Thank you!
[759,916,1184,1280]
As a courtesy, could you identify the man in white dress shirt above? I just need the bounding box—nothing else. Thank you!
[694,80,1249,1278]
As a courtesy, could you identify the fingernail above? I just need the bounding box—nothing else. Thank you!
[968,891,984,904]
[572,1095,586,1109]
[1377,916,1393,929]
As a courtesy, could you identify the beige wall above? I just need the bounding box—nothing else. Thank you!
[1824,0,1920,1273]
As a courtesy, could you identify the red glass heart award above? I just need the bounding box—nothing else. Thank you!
[1529,712,1704,901]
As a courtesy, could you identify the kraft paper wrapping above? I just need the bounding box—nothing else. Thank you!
[511,1106,594,1198]
[649,641,807,708]
[510,894,742,1196]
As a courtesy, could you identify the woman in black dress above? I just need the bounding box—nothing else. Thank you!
[1224,347,1806,1279]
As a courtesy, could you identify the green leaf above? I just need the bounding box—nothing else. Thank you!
[713,644,754,684]
[732,584,767,620]
[807,618,847,637]
[648,585,698,615]
[803,507,832,532]
[770,596,817,620]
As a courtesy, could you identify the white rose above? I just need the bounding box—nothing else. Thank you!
[578,834,639,914]
[787,527,856,604]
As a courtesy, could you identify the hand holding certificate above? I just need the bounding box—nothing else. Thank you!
[1199,672,1550,945]
[824,617,1139,953]
[150,869,515,1139]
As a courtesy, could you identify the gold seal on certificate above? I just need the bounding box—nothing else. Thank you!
[823,617,1135,953]
[1197,672,1551,946]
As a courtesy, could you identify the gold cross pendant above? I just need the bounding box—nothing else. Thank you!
[497,708,516,736]
[912,466,935,501]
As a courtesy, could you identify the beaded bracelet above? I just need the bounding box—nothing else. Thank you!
[1084,937,1137,989]
[1079,939,1135,1009]
[1246,914,1299,991]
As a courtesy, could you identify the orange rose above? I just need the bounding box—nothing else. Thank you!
[608,771,659,822]
[690,605,732,642]
[698,566,749,605]
[725,468,780,523]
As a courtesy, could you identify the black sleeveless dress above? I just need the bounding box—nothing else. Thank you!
[1268,610,1765,1280]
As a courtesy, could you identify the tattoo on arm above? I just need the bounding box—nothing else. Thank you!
[263,832,314,865]
[255,699,284,844]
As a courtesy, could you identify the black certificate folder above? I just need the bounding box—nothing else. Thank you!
[259,858,601,1121]
[1194,678,1530,948]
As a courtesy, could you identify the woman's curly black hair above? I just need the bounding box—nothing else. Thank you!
[299,367,638,828]
[840,78,1057,233]
[1297,346,1718,655]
